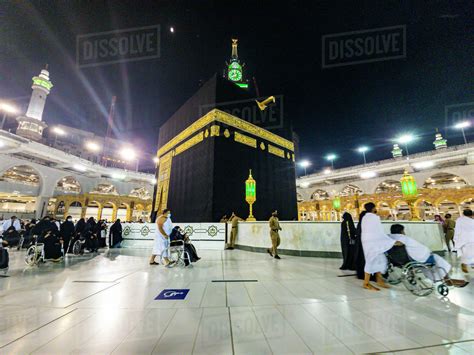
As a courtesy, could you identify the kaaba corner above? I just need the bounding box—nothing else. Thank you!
[153,108,298,222]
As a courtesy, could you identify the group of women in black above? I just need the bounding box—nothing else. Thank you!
[25,216,123,259]
[65,217,122,254]
[339,211,367,279]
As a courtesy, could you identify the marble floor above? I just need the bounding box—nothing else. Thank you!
[0,248,473,355]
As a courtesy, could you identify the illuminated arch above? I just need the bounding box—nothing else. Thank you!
[340,184,363,196]
[423,172,468,190]
[375,180,401,194]
[55,176,81,194]
[0,164,41,187]
[311,189,329,200]
[90,183,118,195]
[129,187,151,200]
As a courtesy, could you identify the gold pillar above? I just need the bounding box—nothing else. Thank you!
[97,206,103,220]
[126,206,132,221]
[80,206,87,219]
[112,206,117,221]
[406,200,420,221]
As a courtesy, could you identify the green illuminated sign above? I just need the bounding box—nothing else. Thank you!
[235,82,248,89]
[32,76,53,91]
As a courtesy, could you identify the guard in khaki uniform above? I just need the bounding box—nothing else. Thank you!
[267,211,282,259]
[227,212,243,250]
[443,214,455,252]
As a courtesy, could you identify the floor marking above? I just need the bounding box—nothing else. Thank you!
[0,308,77,349]
[374,339,474,354]
[228,307,235,355]
[72,280,116,283]
[212,280,258,283]
[337,274,357,277]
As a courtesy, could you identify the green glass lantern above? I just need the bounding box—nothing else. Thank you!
[400,171,418,199]
[332,196,341,211]
[245,170,256,221]
[400,170,420,220]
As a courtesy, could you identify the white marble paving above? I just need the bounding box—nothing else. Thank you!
[0,248,473,354]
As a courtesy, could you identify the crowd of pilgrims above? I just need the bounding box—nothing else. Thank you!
[1,215,124,260]
[339,203,473,290]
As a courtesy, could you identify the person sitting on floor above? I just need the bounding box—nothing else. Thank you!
[388,224,468,287]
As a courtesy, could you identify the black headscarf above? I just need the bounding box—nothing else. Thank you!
[342,212,355,230]
[61,216,75,237]
[110,219,122,232]
[31,216,54,237]
[75,218,86,234]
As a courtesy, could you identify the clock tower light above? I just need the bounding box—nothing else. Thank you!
[225,39,248,89]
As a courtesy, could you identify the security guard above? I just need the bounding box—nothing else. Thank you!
[227,212,243,250]
[268,210,282,259]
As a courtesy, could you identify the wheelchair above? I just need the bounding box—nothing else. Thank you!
[25,235,64,266]
[25,236,45,266]
[166,240,193,268]
[16,231,32,250]
[65,233,86,256]
[385,246,450,297]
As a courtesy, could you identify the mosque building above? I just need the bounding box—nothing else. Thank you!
[297,136,474,221]
[0,67,155,221]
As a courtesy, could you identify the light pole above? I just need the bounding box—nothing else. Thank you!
[454,121,471,144]
[299,160,311,176]
[397,134,415,160]
[0,102,19,130]
[357,146,369,165]
[326,154,336,169]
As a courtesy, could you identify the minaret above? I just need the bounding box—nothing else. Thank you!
[391,144,403,158]
[16,65,53,141]
[433,130,447,149]
[225,39,248,89]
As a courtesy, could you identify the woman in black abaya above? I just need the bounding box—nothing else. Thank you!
[109,219,123,248]
[339,212,356,270]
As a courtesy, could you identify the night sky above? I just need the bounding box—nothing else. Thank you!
[0,1,473,174]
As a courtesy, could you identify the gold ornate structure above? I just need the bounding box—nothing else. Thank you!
[53,193,152,221]
[400,170,420,221]
[245,170,256,221]
[298,187,474,221]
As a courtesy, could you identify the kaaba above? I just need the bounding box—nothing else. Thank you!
[153,74,298,222]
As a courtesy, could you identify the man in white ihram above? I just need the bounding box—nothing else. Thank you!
[149,209,175,267]
[454,209,474,274]
[361,202,397,291]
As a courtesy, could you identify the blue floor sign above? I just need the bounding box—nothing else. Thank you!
[155,289,190,300]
